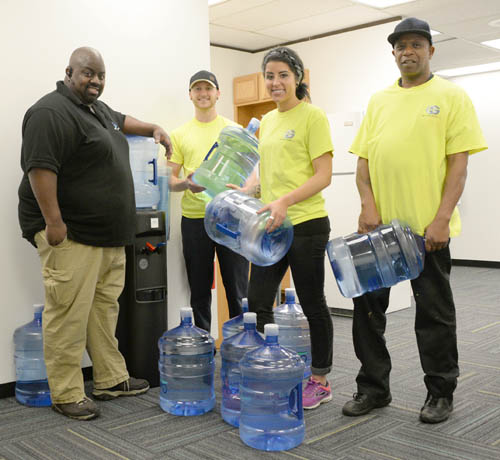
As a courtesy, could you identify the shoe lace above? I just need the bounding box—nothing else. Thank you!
[75,397,90,406]
[353,392,364,401]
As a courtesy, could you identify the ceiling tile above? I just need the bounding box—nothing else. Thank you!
[209,0,274,21]
[431,38,500,70]
[209,24,284,50]
[259,5,391,40]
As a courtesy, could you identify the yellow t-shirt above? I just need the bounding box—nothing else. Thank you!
[350,75,487,237]
[259,102,334,225]
[170,116,238,218]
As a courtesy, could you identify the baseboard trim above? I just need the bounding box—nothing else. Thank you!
[452,259,500,268]
[329,307,353,318]
[0,366,94,399]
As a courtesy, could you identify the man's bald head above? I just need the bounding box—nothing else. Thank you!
[65,47,106,105]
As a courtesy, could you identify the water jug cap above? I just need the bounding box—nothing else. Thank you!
[243,312,257,324]
[246,117,260,135]
[180,307,193,320]
[264,323,279,337]
[33,304,44,313]
[242,298,249,312]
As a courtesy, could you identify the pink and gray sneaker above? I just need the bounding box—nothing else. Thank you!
[303,377,332,409]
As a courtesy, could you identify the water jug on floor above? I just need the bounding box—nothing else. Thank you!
[221,312,265,427]
[327,219,425,298]
[204,190,293,266]
[192,118,260,198]
[13,304,51,407]
[274,288,311,380]
[158,307,215,416]
[239,324,305,451]
[157,162,171,240]
[127,135,160,209]
[222,297,250,339]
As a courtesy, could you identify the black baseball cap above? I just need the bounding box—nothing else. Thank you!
[189,70,219,90]
[388,17,433,47]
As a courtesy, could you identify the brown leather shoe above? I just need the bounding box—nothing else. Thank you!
[52,396,100,420]
[92,377,150,401]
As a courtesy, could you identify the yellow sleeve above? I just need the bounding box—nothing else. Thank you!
[349,97,374,159]
[306,108,334,160]
[169,129,184,165]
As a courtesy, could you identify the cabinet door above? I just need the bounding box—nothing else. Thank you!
[233,73,259,105]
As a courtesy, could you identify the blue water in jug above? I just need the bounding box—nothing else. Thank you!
[127,135,160,209]
[13,304,51,407]
[222,297,250,340]
[239,324,305,451]
[221,312,265,427]
[158,307,215,416]
[327,219,425,298]
[192,118,260,198]
[204,190,293,266]
[274,288,311,380]
[157,162,171,240]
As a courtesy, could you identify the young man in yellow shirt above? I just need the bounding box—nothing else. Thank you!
[168,71,249,332]
[342,18,487,424]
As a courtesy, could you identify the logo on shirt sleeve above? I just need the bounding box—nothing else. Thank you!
[283,129,295,139]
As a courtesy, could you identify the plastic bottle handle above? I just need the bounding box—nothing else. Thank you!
[288,383,303,420]
[216,223,240,239]
[203,142,219,161]
[148,158,158,185]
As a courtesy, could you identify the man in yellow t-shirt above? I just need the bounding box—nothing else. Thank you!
[168,71,249,332]
[342,18,487,424]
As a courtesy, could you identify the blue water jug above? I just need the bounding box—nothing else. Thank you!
[192,118,260,198]
[221,312,265,427]
[327,219,425,298]
[157,162,171,240]
[13,304,51,407]
[239,324,305,451]
[158,307,215,416]
[222,297,250,340]
[127,135,160,209]
[274,288,311,380]
[204,190,293,266]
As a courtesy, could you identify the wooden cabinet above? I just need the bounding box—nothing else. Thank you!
[233,73,259,105]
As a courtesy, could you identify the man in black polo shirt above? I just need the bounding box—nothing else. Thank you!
[18,47,172,420]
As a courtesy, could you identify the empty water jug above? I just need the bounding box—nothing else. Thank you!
[222,297,250,340]
[204,190,293,266]
[127,135,160,208]
[327,219,425,298]
[239,324,305,451]
[157,162,171,240]
[274,288,311,380]
[192,118,260,198]
[158,307,215,416]
[13,304,51,407]
[221,312,265,427]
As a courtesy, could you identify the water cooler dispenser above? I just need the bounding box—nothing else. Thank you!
[117,209,168,387]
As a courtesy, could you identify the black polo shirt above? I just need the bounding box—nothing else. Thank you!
[18,81,136,247]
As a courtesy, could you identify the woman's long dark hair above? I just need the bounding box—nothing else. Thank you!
[261,46,310,101]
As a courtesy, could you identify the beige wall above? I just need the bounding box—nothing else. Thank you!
[0,0,209,384]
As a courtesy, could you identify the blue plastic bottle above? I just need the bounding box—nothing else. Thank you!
[158,307,215,416]
[204,190,294,266]
[13,304,51,407]
[239,324,305,451]
[221,312,265,427]
[157,162,171,240]
[192,118,260,199]
[327,219,425,298]
[222,297,250,340]
[274,288,311,380]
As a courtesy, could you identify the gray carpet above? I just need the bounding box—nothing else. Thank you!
[1,266,499,459]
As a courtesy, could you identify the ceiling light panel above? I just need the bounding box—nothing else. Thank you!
[436,61,500,77]
[352,0,417,8]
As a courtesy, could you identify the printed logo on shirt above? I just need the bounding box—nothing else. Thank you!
[283,129,295,140]
[425,105,440,116]
[112,121,120,131]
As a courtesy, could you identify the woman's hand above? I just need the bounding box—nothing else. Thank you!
[257,197,289,233]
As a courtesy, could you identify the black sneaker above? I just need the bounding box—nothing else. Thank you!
[92,377,150,401]
[420,394,453,423]
[342,392,392,416]
[52,396,100,420]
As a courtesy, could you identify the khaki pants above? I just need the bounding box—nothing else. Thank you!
[35,231,129,404]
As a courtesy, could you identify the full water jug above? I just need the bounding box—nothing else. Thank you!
[239,324,305,451]
[127,135,160,209]
[204,190,293,266]
[327,219,425,298]
[220,312,265,427]
[274,288,311,380]
[158,307,215,416]
[192,118,260,198]
[222,297,249,339]
[13,304,51,407]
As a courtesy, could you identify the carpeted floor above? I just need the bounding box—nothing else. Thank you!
[0,266,499,459]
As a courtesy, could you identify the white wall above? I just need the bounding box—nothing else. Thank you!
[0,0,209,384]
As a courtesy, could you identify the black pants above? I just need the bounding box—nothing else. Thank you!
[248,217,333,375]
[181,217,249,332]
[352,244,458,399]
